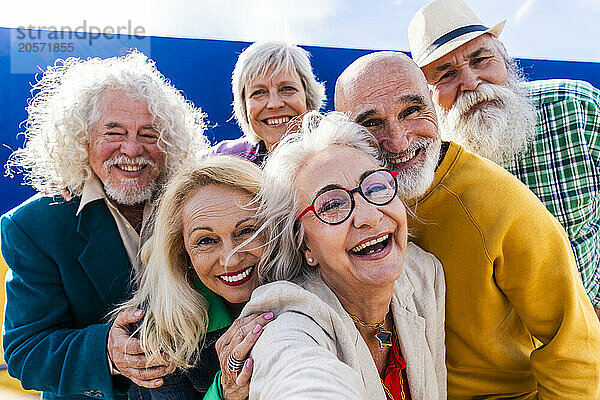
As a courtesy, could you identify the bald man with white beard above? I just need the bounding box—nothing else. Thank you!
[335,50,600,400]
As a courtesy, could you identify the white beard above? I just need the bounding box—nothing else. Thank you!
[103,179,157,206]
[383,136,442,200]
[436,69,537,164]
[102,155,159,206]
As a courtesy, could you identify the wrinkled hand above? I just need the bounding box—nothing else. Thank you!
[107,308,172,388]
[215,312,274,400]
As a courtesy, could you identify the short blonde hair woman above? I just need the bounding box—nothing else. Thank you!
[212,41,326,165]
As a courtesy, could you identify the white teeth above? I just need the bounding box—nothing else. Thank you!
[350,234,391,253]
[265,116,291,126]
[220,266,253,283]
[118,164,144,172]
[391,150,417,164]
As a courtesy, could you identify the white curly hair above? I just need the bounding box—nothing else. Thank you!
[5,50,209,196]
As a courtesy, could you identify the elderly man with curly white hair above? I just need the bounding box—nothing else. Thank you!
[1,50,208,400]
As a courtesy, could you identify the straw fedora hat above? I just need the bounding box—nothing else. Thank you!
[408,0,506,68]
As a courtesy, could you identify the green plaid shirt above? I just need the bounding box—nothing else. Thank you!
[504,79,600,307]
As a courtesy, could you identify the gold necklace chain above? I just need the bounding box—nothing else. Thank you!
[380,326,406,400]
[347,312,387,329]
[347,310,393,348]
[381,375,406,400]
[350,313,405,398]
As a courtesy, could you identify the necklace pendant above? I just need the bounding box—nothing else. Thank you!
[375,329,392,348]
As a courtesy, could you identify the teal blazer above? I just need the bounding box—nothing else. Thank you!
[1,195,133,400]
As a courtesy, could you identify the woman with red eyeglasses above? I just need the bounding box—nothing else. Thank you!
[239,111,447,399]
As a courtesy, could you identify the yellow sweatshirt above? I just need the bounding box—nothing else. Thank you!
[407,141,600,399]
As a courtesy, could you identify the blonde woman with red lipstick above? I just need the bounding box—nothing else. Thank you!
[213,41,326,165]
[114,155,270,400]
[241,112,447,399]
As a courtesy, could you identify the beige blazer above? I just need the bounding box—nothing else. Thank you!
[242,242,447,399]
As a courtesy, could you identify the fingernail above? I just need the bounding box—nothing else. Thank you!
[154,379,162,387]
[133,310,143,318]
[264,312,274,320]
[253,324,262,333]
[245,358,253,368]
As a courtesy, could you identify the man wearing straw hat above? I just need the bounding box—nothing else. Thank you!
[409,0,600,320]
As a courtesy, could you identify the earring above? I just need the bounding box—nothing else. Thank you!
[307,257,314,264]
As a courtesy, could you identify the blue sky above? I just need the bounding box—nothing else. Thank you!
[3,0,600,62]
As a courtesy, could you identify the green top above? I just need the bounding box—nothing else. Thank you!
[193,277,233,332]
[192,277,230,400]
[203,371,224,400]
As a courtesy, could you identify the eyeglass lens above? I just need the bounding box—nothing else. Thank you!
[314,170,396,224]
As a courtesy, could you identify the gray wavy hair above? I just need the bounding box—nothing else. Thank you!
[254,111,382,284]
[232,41,326,144]
[5,50,209,196]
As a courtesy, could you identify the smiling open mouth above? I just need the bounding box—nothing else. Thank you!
[263,116,292,126]
[389,149,419,165]
[350,234,392,256]
[115,164,146,172]
[218,265,255,286]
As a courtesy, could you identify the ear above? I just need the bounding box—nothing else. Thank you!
[303,247,317,266]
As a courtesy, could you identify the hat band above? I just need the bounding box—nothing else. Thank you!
[415,24,488,65]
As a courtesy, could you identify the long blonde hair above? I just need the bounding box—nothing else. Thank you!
[113,155,262,369]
